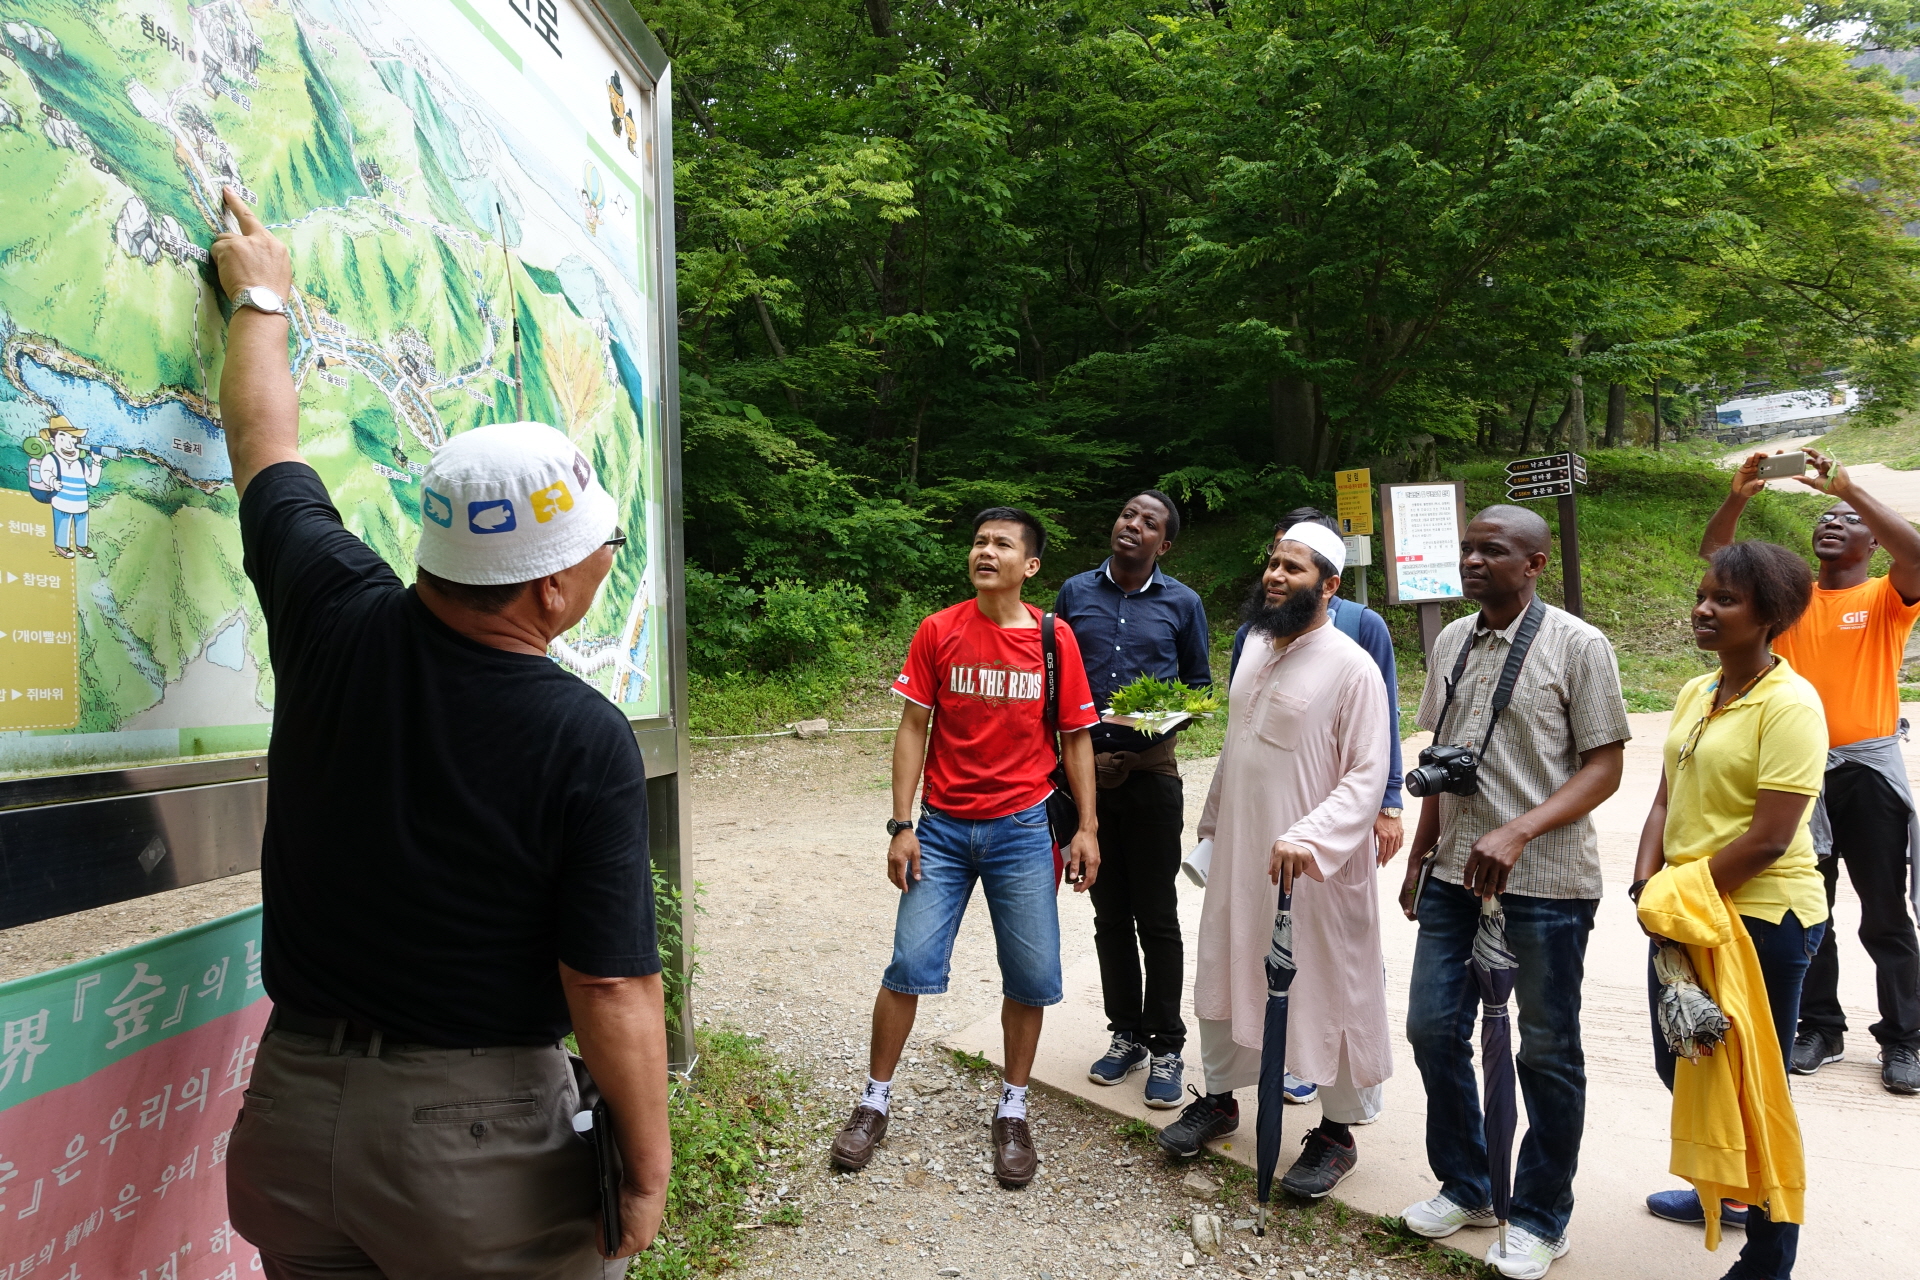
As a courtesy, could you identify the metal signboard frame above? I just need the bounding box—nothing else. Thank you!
[0,2,694,1061]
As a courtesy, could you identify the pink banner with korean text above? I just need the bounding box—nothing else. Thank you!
[0,907,267,1279]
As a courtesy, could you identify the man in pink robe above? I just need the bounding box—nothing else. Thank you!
[1156,522,1392,1200]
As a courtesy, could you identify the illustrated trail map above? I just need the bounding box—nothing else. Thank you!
[0,0,668,779]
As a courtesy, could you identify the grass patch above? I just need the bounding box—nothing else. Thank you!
[949,1047,993,1073]
[629,1026,808,1279]
[1803,411,1920,470]
[1112,1117,1161,1146]
[1361,1215,1495,1276]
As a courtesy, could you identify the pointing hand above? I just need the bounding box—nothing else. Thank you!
[210,188,293,301]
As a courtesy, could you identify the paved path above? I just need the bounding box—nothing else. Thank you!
[951,713,1920,1280]
[1726,434,1920,520]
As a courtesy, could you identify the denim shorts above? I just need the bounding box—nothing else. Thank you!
[881,800,1063,1006]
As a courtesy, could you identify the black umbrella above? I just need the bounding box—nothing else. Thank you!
[1253,889,1296,1237]
[1471,896,1520,1255]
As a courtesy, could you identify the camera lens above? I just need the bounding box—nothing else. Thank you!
[1405,764,1445,798]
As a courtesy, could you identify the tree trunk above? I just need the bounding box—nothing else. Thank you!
[1651,377,1662,451]
[1518,384,1541,454]
[751,293,802,412]
[1605,383,1627,448]
[906,392,931,485]
[1544,394,1575,448]
[1270,377,1318,470]
[1565,335,1588,450]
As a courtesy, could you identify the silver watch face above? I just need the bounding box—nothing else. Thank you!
[238,286,285,314]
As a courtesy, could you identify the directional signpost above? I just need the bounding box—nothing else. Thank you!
[1505,452,1589,618]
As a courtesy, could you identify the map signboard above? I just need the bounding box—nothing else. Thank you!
[1381,481,1467,605]
[0,0,672,782]
[0,907,270,1279]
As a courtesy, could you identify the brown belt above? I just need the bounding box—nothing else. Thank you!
[1094,735,1180,789]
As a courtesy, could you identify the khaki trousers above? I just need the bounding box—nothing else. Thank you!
[1197,1017,1383,1124]
[228,1025,611,1280]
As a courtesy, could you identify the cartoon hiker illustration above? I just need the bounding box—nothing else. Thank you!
[607,72,638,156]
[607,72,626,137]
[26,415,105,559]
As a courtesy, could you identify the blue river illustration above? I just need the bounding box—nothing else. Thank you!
[18,357,231,486]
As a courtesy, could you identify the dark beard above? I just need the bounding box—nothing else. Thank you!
[1241,576,1323,639]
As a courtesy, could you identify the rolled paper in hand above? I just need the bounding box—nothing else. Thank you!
[1182,838,1214,888]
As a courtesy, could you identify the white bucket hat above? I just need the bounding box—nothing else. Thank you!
[415,422,620,586]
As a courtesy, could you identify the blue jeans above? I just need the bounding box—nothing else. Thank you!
[881,800,1062,1006]
[1408,878,1597,1241]
[1649,912,1826,1280]
[53,507,88,548]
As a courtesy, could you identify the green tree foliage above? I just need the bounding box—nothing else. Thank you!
[637,0,1920,670]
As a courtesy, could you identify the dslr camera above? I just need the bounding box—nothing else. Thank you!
[1405,743,1480,798]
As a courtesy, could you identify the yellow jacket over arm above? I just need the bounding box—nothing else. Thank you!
[1638,858,1805,1251]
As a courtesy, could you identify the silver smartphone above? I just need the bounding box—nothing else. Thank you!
[1756,450,1807,479]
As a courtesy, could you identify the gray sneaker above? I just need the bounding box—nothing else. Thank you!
[1790,1030,1842,1075]
[1882,1044,1920,1095]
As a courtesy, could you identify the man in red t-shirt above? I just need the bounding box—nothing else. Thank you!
[829,507,1102,1187]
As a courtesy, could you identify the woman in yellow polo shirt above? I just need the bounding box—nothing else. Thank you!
[1633,540,1829,1280]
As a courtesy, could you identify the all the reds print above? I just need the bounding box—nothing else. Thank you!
[947,663,1044,703]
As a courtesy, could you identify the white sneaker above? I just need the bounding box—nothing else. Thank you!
[1485,1223,1570,1279]
[1400,1194,1496,1238]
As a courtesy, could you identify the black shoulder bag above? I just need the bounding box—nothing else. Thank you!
[1040,611,1081,846]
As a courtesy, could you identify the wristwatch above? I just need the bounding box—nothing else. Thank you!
[1379,807,1403,818]
[231,285,288,317]
[886,818,914,837]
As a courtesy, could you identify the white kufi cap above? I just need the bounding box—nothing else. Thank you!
[415,422,619,585]
[1279,522,1346,574]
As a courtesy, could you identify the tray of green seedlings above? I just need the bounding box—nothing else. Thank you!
[1102,675,1221,738]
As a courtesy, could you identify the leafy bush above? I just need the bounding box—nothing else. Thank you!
[685,569,868,675]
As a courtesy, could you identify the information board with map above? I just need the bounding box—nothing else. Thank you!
[0,0,671,781]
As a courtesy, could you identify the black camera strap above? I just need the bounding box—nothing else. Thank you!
[1432,597,1548,757]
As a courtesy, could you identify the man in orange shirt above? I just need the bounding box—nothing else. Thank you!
[1702,445,1920,1096]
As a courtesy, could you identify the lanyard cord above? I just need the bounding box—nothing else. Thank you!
[1676,657,1778,769]
[1432,598,1547,756]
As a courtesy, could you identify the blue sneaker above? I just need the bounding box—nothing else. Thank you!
[1646,1188,1747,1230]
[1144,1053,1183,1108]
[1088,1032,1149,1085]
[1282,1071,1318,1104]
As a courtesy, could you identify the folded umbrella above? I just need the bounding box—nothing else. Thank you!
[1653,940,1731,1062]
[1471,896,1520,1255]
[1253,890,1296,1237]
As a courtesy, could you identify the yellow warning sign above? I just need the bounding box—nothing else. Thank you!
[0,488,80,730]
[1335,467,1374,536]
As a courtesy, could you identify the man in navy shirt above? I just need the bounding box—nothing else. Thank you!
[1055,491,1212,1107]
[1229,508,1404,1115]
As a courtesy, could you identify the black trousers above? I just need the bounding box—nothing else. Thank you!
[1798,762,1920,1050]
[1088,771,1186,1056]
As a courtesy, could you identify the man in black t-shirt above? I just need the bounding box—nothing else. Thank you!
[209,190,668,1277]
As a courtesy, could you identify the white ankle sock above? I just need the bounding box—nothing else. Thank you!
[996,1082,1028,1120]
[861,1076,892,1116]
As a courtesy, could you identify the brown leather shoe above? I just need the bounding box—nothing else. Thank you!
[992,1115,1037,1187]
[830,1104,889,1170]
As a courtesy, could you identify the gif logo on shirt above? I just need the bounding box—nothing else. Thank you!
[1841,610,1870,631]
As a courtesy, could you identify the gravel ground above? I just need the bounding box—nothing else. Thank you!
[0,726,1469,1279]
[685,732,1469,1280]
